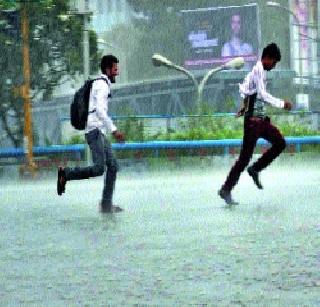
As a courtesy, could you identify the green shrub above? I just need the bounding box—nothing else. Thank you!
[63,99,320,149]
[64,134,85,145]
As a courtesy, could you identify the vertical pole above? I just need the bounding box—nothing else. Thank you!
[83,0,90,81]
[21,2,36,176]
[83,0,91,165]
[288,7,306,108]
[297,16,304,104]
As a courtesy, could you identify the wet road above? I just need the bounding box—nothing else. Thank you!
[1,154,319,305]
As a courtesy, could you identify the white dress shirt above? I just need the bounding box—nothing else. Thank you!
[239,61,284,109]
[85,74,117,135]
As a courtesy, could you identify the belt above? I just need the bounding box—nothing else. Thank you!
[251,116,264,121]
[246,115,270,122]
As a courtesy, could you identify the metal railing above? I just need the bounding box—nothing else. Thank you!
[59,110,316,122]
[1,136,320,160]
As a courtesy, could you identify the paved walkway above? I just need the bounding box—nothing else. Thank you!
[1,154,319,305]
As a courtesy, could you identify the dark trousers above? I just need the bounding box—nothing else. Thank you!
[65,128,118,209]
[222,117,286,192]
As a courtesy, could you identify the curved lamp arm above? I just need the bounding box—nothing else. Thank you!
[152,53,198,88]
[198,57,245,108]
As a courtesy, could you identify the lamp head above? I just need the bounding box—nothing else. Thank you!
[152,53,174,67]
[266,1,281,7]
[223,57,245,69]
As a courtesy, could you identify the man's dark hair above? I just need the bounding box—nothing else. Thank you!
[261,43,281,62]
[100,54,119,73]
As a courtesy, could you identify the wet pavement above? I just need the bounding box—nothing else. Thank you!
[1,153,319,305]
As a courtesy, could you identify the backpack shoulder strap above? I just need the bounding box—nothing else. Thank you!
[93,77,111,97]
[93,77,109,84]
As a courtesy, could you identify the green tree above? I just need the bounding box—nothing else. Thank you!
[0,0,99,147]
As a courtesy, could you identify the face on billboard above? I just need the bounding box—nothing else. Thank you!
[231,14,241,36]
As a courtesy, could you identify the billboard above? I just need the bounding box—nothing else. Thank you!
[180,4,260,70]
[289,0,318,79]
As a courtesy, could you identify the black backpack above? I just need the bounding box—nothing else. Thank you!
[70,78,108,130]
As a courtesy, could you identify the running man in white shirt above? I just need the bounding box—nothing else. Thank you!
[219,43,293,205]
[57,55,125,213]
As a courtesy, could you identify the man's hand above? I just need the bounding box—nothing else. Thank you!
[112,131,125,143]
[235,107,245,118]
[284,101,292,111]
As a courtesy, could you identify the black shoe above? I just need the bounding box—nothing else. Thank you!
[247,166,263,189]
[111,205,124,213]
[57,167,66,196]
[218,188,238,205]
[100,203,124,213]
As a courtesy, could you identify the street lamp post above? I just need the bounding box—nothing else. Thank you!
[80,0,91,81]
[60,2,92,81]
[65,1,92,166]
[152,53,199,110]
[152,54,244,114]
[266,1,307,109]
